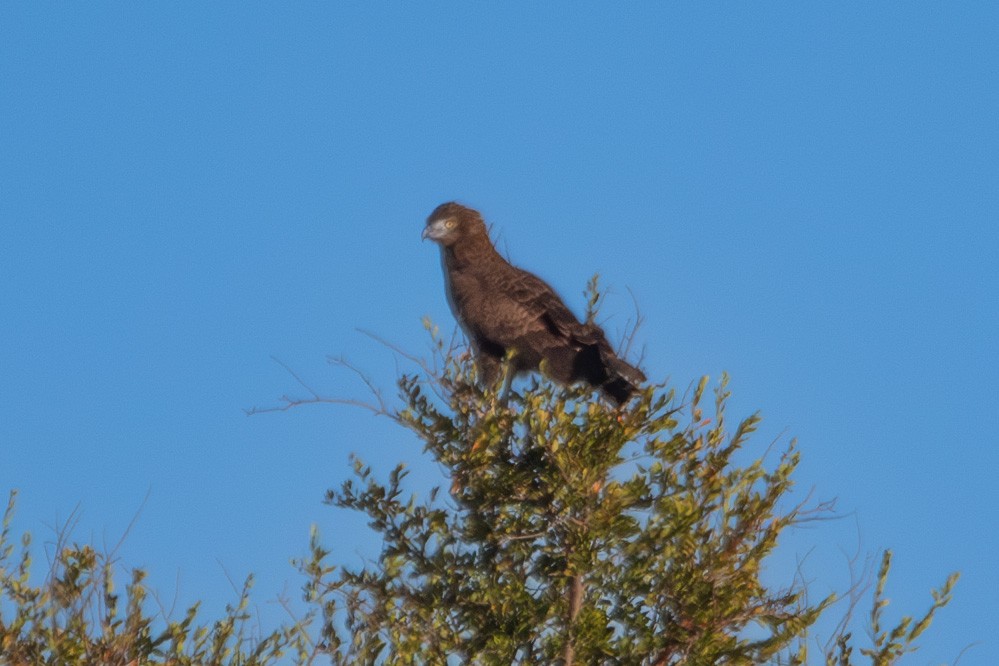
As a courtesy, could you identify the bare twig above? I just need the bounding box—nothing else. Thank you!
[42,502,84,584]
[327,355,391,416]
[244,356,394,419]
[357,329,427,368]
[357,327,464,405]
[953,641,982,665]
[619,285,647,367]
[821,521,875,655]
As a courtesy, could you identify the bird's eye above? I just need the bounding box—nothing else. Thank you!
[445,219,456,229]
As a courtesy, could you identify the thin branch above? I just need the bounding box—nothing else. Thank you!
[42,501,84,584]
[357,329,428,368]
[821,521,876,655]
[105,486,151,560]
[327,355,391,416]
[619,285,647,366]
[953,641,982,665]
[497,529,548,544]
[150,568,183,624]
[788,490,839,526]
[357,326,463,405]
[244,356,394,419]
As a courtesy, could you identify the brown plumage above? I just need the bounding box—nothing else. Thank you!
[422,202,645,405]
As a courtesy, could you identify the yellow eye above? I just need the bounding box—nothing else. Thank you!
[445,219,456,229]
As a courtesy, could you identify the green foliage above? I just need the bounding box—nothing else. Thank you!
[824,550,960,666]
[0,490,318,665]
[307,313,958,664]
[0,292,960,664]
[320,336,824,664]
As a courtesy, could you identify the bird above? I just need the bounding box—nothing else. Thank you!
[422,202,645,406]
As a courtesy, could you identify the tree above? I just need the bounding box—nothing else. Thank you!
[294,286,959,665]
[324,357,820,663]
[0,285,959,664]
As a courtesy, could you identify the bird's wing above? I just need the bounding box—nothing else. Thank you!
[479,267,598,346]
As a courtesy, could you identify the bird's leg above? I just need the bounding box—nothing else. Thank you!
[475,355,502,394]
[497,350,522,405]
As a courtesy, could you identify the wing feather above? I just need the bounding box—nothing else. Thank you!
[472,267,595,347]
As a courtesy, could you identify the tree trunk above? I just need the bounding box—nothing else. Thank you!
[563,573,584,665]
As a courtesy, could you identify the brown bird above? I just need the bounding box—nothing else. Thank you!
[422,202,645,405]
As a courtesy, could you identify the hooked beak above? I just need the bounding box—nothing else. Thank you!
[422,219,447,242]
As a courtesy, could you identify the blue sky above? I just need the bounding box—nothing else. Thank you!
[2,3,996,662]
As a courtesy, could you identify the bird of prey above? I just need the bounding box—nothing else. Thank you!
[422,202,645,405]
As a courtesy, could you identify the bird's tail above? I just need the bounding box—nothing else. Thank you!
[600,353,646,406]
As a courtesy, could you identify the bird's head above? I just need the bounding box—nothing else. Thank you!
[422,202,486,246]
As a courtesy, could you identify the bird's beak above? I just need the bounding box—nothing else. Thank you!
[422,220,447,242]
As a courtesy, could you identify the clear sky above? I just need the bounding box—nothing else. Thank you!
[2,4,996,663]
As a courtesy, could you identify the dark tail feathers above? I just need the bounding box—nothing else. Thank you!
[599,353,646,406]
